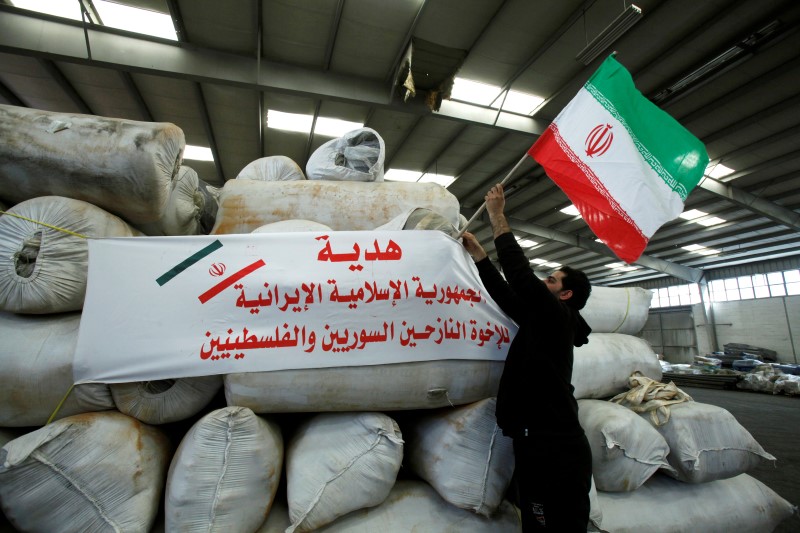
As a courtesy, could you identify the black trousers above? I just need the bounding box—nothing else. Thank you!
[511,432,592,532]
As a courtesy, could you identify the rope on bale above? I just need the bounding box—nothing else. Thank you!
[610,371,693,426]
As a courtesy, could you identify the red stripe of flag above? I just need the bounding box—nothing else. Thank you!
[529,126,648,264]
[198,259,266,304]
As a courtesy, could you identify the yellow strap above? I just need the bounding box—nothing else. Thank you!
[0,210,89,239]
[610,287,631,333]
[47,383,76,425]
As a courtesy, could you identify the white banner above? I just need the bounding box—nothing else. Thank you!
[74,231,517,383]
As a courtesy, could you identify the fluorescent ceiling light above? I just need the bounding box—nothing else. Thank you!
[682,244,720,256]
[516,238,539,248]
[530,258,548,265]
[705,162,735,179]
[12,0,177,40]
[94,1,177,40]
[679,208,726,226]
[183,145,214,161]
[266,111,363,137]
[560,205,581,216]
[384,169,421,182]
[267,110,313,134]
[491,90,545,115]
[696,216,726,227]
[544,261,562,268]
[576,4,643,65]
[314,117,364,138]
[679,209,707,220]
[606,262,638,272]
[451,78,543,116]
[451,78,498,106]
[384,170,455,187]
[419,174,456,187]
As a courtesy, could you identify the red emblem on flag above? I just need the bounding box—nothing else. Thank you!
[585,124,613,157]
[209,263,226,276]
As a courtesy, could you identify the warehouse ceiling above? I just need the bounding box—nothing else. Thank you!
[1,0,799,287]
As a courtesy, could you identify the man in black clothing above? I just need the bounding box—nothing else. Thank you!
[462,183,593,531]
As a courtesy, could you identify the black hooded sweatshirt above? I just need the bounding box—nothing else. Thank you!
[476,232,591,439]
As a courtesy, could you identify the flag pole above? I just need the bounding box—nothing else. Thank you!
[456,152,530,239]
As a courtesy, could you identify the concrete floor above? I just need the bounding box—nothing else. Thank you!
[682,386,800,533]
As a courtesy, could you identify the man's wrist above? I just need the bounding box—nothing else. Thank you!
[489,213,511,238]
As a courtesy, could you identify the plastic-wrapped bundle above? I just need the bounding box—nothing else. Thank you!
[0,311,114,427]
[110,375,223,425]
[0,411,170,533]
[0,196,143,314]
[237,155,306,181]
[224,359,504,413]
[642,401,775,483]
[596,473,795,532]
[572,333,662,399]
[135,166,218,236]
[402,397,514,516]
[0,103,184,223]
[286,412,403,532]
[375,207,458,236]
[306,128,385,182]
[165,406,283,533]
[577,399,673,492]
[211,180,460,234]
[581,286,653,335]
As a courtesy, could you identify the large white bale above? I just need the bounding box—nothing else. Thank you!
[110,375,223,425]
[306,128,385,182]
[581,286,652,334]
[0,196,143,313]
[573,333,662,399]
[402,397,514,516]
[226,335,657,412]
[0,411,170,533]
[165,406,283,533]
[0,104,184,223]
[578,399,673,492]
[260,480,521,533]
[135,166,216,236]
[0,311,114,427]
[224,359,504,412]
[643,400,775,483]
[210,180,460,234]
[286,412,404,533]
[596,473,796,532]
[237,155,306,181]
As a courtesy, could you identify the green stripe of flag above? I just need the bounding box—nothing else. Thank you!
[586,56,708,200]
[156,239,223,286]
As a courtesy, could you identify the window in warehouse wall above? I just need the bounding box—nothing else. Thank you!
[649,269,800,308]
[651,284,701,308]
[707,269,800,302]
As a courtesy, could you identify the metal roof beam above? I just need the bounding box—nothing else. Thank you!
[461,208,704,283]
[0,7,545,135]
[699,175,800,233]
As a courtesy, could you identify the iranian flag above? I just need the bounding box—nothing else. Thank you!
[529,56,708,263]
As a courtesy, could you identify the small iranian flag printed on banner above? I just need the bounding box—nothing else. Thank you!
[529,55,708,263]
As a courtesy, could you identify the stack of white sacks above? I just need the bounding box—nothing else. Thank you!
[0,104,795,532]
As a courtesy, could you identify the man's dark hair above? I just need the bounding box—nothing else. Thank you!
[559,266,591,310]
